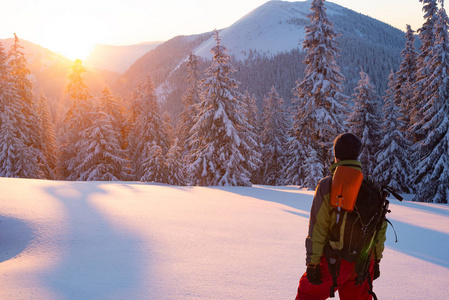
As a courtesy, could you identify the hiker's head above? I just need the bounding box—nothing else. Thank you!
[333,133,362,161]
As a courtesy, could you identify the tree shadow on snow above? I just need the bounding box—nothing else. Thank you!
[41,181,151,300]
[214,185,314,217]
[395,200,449,217]
[0,216,35,263]
[385,219,449,269]
[222,185,449,270]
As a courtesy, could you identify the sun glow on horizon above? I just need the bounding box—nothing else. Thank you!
[39,12,106,61]
[44,39,94,61]
[2,0,427,63]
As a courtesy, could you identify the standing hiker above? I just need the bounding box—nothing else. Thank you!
[295,133,387,300]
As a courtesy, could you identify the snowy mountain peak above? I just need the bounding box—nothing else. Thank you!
[194,0,346,61]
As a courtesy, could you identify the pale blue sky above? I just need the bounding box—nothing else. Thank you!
[1,0,426,59]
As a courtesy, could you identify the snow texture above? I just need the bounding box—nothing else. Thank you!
[0,178,448,299]
[194,1,312,61]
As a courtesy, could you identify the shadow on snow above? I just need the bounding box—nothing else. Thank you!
[41,181,151,300]
[0,216,35,263]
[385,219,449,269]
[221,185,449,270]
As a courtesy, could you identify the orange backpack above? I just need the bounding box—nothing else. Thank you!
[330,165,364,212]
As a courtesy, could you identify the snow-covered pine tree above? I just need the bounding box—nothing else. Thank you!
[0,41,9,131]
[165,138,186,186]
[258,86,288,186]
[287,0,348,189]
[391,25,418,185]
[301,144,325,189]
[0,41,29,178]
[128,75,169,183]
[179,52,202,161]
[373,72,412,192]
[394,25,418,123]
[36,93,58,179]
[100,86,127,150]
[416,0,439,68]
[283,138,308,187]
[412,6,449,203]
[163,111,174,147]
[7,34,46,178]
[74,102,128,181]
[242,91,260,135]
[347,70,382,175]
[60,59,94,180]
[188,30,260,186]
[242,90,262,183]
[0,103,28,178]
[411,0,439,145]
[139,142,166,183]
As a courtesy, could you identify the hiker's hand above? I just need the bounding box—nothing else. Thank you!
[307,263,322,285]
[373,260,380,280]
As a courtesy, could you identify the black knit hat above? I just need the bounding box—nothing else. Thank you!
[333,133,362,161]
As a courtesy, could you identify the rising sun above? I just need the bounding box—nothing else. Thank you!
[40,12,102,61]
[46,38,94,61]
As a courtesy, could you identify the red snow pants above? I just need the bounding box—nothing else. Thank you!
[295,256,375,300]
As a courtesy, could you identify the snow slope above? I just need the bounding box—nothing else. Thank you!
[193,0,352,61]
[0,178,448,299]
[194,1,311,60]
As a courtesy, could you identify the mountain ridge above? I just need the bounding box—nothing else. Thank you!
[1,0,409,123]
[114,0,407,121]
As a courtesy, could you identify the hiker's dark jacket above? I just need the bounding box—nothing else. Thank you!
[305,160,387,265]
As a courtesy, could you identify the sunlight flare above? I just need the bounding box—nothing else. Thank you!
[40,12,104,61]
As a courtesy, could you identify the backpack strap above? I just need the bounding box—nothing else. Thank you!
[325,175,345,298]
[386,218,399,243]
[324,244,341,298]
[367,272,378,300]
[329,259,340,298]
[328,178,344,245]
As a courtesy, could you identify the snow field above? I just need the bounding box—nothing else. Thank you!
[0,178,448,299]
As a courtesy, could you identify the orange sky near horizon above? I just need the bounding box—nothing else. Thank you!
[1,0,425,61]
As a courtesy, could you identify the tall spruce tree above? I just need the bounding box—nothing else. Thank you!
[100,87,127,150]
[287,0,348,189]
[128,76,169,182]
[75,103,128,181]
[242,91,260,135]
[284,137,311,187]
[188,30,260,186]
[347,70,382,175]
[61,59,94,180]
[258,86,288,186]
[395,25,418,120]
[392,25,418,186]
[0,41,28,177]
[163,111,175,147]
[373,72,412,192]
[165,138,186,186]
[7,34,45,178]
[412,6,449,203]
[0,102,28,178]
[179,52,202,161]
[411,0,440,146]
[242,90,262,183]
[36,94,58,179]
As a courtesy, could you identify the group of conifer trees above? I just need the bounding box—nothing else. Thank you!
[0,34,56,179]
[0,0,447,203]
[282,0,448,203]
[344,0,449,204]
